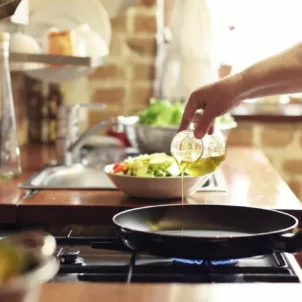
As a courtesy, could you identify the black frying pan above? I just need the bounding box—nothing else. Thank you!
[112,204,302,260]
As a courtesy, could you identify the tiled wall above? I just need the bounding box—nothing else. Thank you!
[228,122,302,202]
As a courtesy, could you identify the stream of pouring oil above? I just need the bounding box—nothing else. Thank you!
[181,169,184,236]
[176,154,226,236]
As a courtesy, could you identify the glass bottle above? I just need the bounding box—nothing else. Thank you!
[170,109,226,177]
[0,32,22,179]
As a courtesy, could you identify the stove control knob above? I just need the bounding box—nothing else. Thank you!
[59,248,80,264]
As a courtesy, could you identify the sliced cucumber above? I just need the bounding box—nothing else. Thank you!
[114,152,181,178]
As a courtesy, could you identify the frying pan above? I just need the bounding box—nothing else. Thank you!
[112,204,302,260]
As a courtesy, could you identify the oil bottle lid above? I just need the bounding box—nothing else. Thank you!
[0,32,10,42]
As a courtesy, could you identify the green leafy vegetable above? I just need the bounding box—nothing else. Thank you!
[137,97,235,127]
[138,98,183,127]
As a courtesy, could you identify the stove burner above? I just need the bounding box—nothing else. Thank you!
[172,258,239,266]
[58,248,84,265]
[51,234,302,284]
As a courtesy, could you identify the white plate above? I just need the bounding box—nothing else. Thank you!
[25,0,111,46]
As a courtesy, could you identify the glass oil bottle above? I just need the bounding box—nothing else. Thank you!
[171,109,226,177]
[0,32,21,179]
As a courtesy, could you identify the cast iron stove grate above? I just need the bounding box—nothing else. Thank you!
[54,233,301,284]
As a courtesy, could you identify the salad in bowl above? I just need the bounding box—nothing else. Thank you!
[104,153,209,199]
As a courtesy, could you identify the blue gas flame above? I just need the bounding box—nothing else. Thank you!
[172,258,238,265]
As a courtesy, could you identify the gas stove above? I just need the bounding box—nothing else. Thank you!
[51,231,302,284]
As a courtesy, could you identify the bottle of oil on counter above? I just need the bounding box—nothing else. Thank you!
[171,109,226,177]
[0,32,21,179]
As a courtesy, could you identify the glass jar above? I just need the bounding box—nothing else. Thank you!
[170,110,226,176]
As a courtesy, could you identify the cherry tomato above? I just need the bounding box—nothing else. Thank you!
[113,163,128,173]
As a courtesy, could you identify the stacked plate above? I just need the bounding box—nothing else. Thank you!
[23,0,112,82]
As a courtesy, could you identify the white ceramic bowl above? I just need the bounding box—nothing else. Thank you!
[0,231,59,302]
[104,164,209,199]
[0,257,59,302]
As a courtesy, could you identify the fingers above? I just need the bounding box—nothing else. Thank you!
[178,92,200,132]
[178,88,217,138]
[193,108,216,139]
[208,123,215,135]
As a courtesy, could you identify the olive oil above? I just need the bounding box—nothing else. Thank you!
[174,153,226,237]
[180,168,185,236]
[179,154,226,177]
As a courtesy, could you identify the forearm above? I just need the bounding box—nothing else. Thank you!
[237,42,302,100]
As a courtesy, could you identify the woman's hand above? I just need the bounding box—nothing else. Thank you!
[178,74,244,139]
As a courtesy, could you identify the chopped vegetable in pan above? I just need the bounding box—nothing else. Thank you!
[0,240,27,284]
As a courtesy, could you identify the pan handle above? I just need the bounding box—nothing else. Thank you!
[275,230,302,253]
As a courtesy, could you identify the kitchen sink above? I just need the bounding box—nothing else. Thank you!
[19,164,227,192]
[19,164,116,190]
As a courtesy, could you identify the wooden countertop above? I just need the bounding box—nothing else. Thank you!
[40,283,302,302]
[0,145,56,223]
[0,175,24,223]
[231,103,302,123]
[10,144,301,226]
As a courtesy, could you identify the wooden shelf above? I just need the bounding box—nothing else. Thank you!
[10,52,104,68]
[9,52,106,83]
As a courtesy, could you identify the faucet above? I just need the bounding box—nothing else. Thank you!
[56,103,118,166]
[64,117,118,166]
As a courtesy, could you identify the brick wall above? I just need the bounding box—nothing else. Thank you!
[228,122,302,202]
[87,0,158,127]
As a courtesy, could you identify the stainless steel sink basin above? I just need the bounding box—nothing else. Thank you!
[20,164,227,192]
[19,164,116,190]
